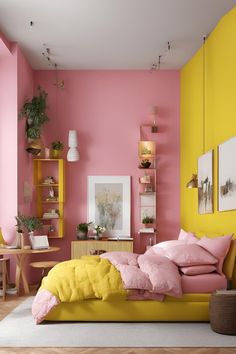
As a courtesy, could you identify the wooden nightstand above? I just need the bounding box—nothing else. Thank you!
[71,239,133,259]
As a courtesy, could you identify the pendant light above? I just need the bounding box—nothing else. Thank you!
[186,36,206,189]
[67,130,80,162]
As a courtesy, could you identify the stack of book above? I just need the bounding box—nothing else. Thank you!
[139,228,155,233]
[42,212,59,219]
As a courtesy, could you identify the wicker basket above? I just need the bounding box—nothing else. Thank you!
[210,292,236,335]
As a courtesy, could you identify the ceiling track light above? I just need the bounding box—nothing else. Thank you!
[150,41,171,72]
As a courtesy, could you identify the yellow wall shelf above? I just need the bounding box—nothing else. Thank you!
[33,159,65,238]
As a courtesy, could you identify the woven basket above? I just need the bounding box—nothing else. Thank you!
[210,292,236,335]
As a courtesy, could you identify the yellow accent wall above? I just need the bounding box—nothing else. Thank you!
[181,6,236,236]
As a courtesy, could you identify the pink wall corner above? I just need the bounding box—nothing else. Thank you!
[33,70,180,261]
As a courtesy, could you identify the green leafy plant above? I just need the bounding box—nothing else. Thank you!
[19,86,49,139]
[17,214,43,232]
[51,141,64,151]
[142,216,154,225]
[76,222,92,233]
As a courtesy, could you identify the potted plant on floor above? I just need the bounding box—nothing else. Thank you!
[19,86,49,156]
[76,222,93,240]
[51,140,64,159]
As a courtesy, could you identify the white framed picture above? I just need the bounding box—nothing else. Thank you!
[88,176,131,238]
[218,136,236,211]
[198,150,213,214]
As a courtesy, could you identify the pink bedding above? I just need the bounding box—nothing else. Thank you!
[181,273,227,293]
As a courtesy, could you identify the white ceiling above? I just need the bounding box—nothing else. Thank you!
[0,0,236,70]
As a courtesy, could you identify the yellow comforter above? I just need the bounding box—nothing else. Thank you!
[40,256,127,302]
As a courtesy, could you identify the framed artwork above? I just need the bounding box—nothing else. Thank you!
[218,136,236,211]
[198,150,213,214]
[88,176,131,238]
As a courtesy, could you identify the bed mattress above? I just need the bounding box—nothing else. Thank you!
[181,272,227,293]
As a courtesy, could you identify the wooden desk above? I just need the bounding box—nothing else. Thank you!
[0,247,60,295]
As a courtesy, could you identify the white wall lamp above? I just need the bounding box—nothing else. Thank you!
[67,130,80,162]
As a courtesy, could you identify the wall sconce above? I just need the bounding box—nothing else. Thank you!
[186,174,198,189]
[67,130,79,162]
[138,141,156,159]
[25,139,43,156]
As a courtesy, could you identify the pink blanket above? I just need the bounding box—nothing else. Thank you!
[32,252,182,323]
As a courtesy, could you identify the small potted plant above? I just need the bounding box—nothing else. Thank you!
[76,222,93,240]
[142,216,154,228]
[51,140,64,158]
[140,159,151,169]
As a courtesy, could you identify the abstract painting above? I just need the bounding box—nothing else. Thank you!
[198,150,213,214]
[218,136,236,211]
[88,176,131,237]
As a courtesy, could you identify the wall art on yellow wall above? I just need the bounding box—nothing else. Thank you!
[198,150,213,214]
[218,136,236,212]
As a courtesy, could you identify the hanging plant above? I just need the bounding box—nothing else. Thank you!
[19,86,49,139]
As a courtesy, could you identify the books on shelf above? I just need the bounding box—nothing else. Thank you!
[215,290,236,294]
[42,212,59,219]
[139,228,155,233]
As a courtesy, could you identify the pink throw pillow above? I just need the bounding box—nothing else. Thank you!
[165,244,217,267]
[178,229,198,244]
[198,235,233,274]
[180,265,216,275]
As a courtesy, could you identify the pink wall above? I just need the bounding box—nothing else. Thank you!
[33,70,180,259]
[0,40,18,245]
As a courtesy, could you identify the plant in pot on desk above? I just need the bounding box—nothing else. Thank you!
[76,222,92,240]
[51,140,64,159]
[18,215,43,247]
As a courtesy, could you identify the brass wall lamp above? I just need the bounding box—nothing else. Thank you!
[186,174,198,189]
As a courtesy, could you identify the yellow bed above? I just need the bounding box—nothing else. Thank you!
[45,240,236,322]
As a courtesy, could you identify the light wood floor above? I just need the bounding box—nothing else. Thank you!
[0,294,236,354]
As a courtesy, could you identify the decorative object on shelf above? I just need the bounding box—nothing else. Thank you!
[19,86,49,156]
[67,130,79,162]
[42,176,56,185]
[218,136,236,212]
[138,141,156,159]
[89,249,106,255]
[46,187,58,201]
[198,150,213,214]
[76,222,93,240]
[186,174,198,189]
[44,147,50,159]
[51,140,64,159]
[93,224,106,240]
[139,174,151,184]
[144,185,153,193]
[139,159,151,169]
[88,176,131,238]
[42,209,59,219]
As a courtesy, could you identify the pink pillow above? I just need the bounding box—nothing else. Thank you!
[165,244,217,267]
[198,235,233,274]
[180,265,216,275]
[178,229,198,244]
[152,240,186,254]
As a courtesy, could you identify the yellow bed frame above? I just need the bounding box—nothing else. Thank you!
[45,240,236,322]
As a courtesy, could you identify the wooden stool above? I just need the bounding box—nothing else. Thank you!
[210,291,236,335]
[0,258,10,301]
[30,261,58,288]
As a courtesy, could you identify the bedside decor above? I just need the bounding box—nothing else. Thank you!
[198,150,213,214]
[93,224,106,240]
[88,176,131,238]
[218,136,236,211]
[76,222,92,240]
[142,216,154,227]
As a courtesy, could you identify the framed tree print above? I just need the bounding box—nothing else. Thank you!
[88,176,131,238]
[198,150,213,214]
